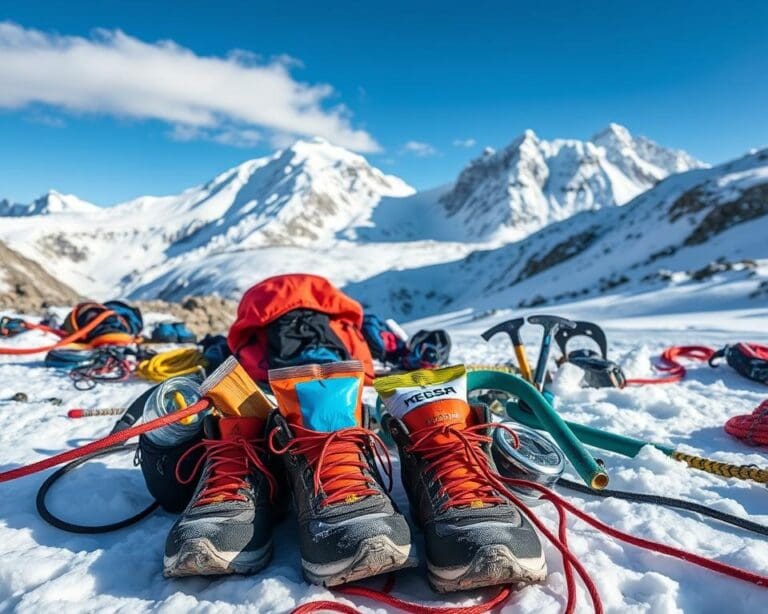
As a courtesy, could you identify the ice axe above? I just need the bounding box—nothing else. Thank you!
[528,315,577,390]
[481,318,534,382]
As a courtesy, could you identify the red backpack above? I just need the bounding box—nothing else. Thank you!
[228,274,375,384]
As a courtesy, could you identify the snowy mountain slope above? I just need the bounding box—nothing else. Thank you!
[346,149,768,319]
[430,123,706,242]
[0,139,415,297]
[0,126,711,306]
[0,305,766,613]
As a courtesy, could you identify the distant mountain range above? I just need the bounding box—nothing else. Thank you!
[1,124,765,319]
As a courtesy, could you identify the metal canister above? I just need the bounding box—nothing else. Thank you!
[492,421,565,505]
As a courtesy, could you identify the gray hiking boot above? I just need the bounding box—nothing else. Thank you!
[269,405,417,587]
[163,415,280,577]
[383,400,546,592]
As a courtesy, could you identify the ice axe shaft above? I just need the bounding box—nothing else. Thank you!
[481,318,534,382]
[528,315,577,391]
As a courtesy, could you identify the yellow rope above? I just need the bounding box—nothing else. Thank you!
[671,451,768,484]
[465,363,519,374]
[136,348,208,382]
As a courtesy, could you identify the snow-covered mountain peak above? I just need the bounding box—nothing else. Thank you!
[437,124,706,241]
[0,189,99,217]
[590,123,707,176]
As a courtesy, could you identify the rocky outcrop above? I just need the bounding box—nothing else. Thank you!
[133,295,238,336]
[0,240,82,311]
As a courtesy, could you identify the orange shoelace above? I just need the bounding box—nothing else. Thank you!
[269,424,392,506]
[405,421,520,512]
[176,436,278,506]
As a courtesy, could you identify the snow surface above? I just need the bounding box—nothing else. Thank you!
[1,299,767,613]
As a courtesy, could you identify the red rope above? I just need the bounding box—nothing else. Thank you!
[0,399,210,483]
[21,322,68,338]
[725,400,768,446]
[625,345,715,386]
[294,476,767,614]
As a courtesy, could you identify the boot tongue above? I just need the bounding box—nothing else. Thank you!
[218,416,265,440]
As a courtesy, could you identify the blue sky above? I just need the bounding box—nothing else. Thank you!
[1,0,767,205]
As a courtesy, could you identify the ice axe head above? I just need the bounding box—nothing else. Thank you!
[481,318,533,382]
[527,315,577,389]
[481,318,526,345]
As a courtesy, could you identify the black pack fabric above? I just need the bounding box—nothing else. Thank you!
[710,343,768,384]
[265,308,350,370]
[137,430,204,513]
[200,334,232,372]
[566,349,627,389]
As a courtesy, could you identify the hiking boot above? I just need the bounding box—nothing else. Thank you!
[382,399,546,593]
[269,394,416,587]
[163,414,280,577]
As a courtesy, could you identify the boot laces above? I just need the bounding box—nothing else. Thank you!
[406,421,520,512]
[176,435,277,506]
[269,424,392,507]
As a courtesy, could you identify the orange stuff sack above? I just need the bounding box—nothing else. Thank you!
[227,274,374,384]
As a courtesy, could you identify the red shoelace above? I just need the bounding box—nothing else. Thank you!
[269,424,393,506]
[176,435,278,506]
[405,421,520,511]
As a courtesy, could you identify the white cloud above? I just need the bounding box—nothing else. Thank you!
[0,22,380,152]
[401,140,438,157]
[452,138,476,148]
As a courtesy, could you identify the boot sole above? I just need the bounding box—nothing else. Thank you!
[302,535,417,587]
[163,538,272,578]
[428,544,547,593]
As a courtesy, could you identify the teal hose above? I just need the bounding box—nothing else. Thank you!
[467,370,609,489]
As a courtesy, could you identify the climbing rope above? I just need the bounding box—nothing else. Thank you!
[671,450,768,483]
[625,345,716,385]
[0,310,120,356]
[136,347,208,382]
[725,400,768,447]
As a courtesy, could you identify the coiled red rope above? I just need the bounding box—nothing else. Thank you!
[725,400,768,446]
[625,345,716,385]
